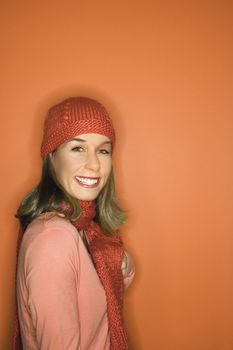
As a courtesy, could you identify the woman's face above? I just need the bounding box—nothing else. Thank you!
[50,133,112,201]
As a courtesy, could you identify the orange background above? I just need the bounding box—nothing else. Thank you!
[1,1,233,349]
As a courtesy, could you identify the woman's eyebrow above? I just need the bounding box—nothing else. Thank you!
[68,138,86,142]
[100,141,112,146]
[68,138,112,146]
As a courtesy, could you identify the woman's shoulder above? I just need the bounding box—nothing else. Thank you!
[29,212,75,229]
[19,213,81,273]
[23,212,79,247]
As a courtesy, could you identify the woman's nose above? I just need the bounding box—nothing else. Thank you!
[84,151,100,172]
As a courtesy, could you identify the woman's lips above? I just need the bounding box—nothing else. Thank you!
[75,176,100,188]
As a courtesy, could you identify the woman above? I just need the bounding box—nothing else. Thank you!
[13,97,135,350]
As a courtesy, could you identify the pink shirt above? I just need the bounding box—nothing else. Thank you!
[16,214,135,350]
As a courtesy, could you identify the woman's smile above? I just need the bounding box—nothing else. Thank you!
[75,176,100,188]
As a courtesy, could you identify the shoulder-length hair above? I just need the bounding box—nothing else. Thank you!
[16,157,127,235]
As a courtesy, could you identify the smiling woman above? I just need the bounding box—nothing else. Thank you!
[50,133,112,201]
[13,97,135,350]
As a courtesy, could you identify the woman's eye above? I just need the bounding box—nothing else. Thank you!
[99,149,111,155]
[71,146,84,152]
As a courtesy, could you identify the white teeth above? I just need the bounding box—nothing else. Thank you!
[76,177,98,185]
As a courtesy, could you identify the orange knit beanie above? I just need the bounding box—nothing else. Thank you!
[41,97,115,158]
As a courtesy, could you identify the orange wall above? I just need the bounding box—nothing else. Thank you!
[1,1,233,349]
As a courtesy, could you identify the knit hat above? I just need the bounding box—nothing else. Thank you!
[41,97,115,158]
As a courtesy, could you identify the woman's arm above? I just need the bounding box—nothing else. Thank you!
[25,226,81,349]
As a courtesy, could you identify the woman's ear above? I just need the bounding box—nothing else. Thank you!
[47,153,57,180]
[49,152,55,165]
[48,152,56,175]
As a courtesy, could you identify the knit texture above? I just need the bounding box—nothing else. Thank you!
[12,201,128,350]
[41,97,115,158]
[71,201,128,350]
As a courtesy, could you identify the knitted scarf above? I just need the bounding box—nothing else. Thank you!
[13,200,128,350]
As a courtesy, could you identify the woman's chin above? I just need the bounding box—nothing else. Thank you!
[73,191,100,202]
[70,184,103,202]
